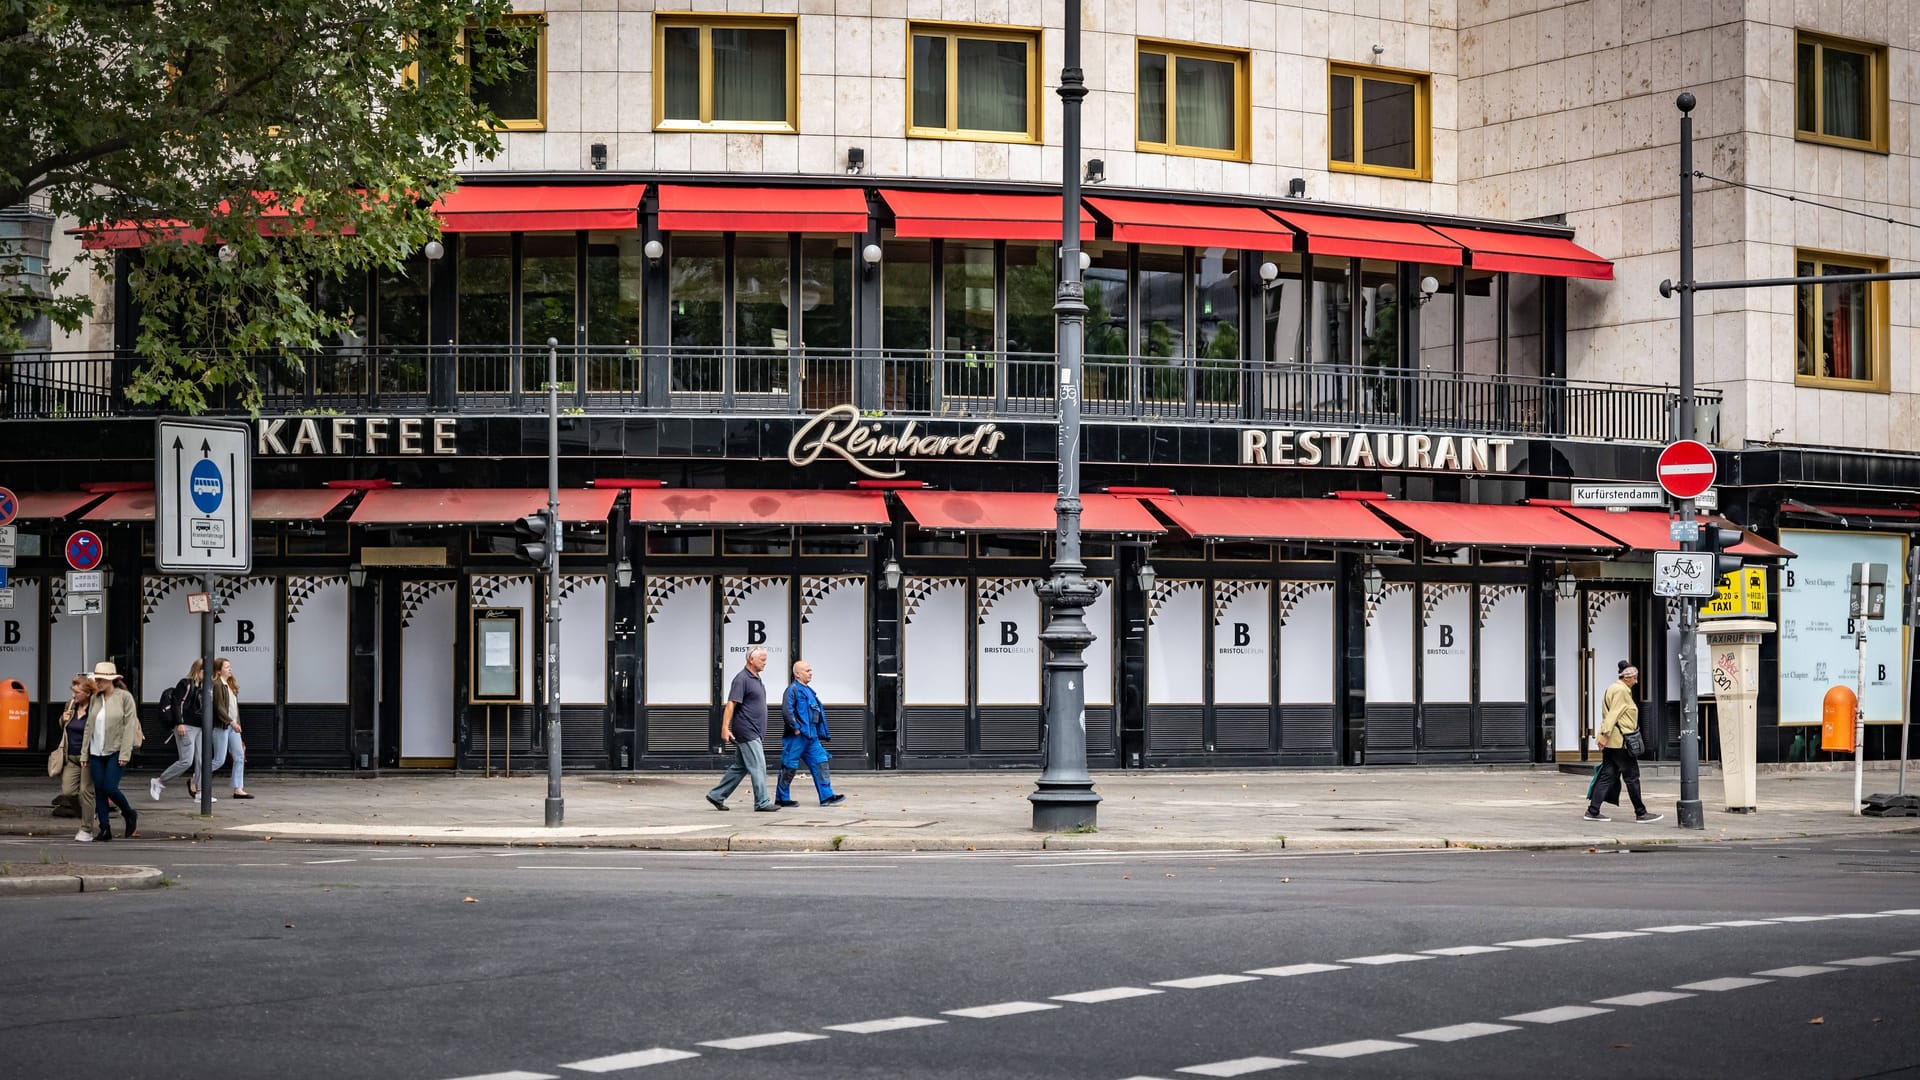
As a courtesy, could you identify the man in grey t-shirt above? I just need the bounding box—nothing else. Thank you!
[706,647,777,812]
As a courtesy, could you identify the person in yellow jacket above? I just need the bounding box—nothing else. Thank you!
[80,661,142,841]
[1584,663,1662,824]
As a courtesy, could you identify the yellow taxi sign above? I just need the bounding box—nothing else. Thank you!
[1704,566,1767,617]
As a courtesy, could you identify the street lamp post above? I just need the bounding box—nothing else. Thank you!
[544,337,564,827]
[1031,0,1101,832]
[1673,93,1704,830]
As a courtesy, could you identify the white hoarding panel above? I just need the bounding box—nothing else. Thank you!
[0,577,40,703]
[285,575,349,704]
[903,577,967,705]
[645,576,713,706]
[1084,579,1114,707]
[557,575,608,704]
[140,576,203,701]
[398,579,458,758]
[801,576,868,705]
[1212,580,1271,705]
[1278,581,1336,704]
[1555,592,1581,749]
[976,578,1041,706]
[722,576,790,706]
[1778,529,1907,725]
[214,577,278,703]
[1421,583,1473,703]
[1365,582,1415,703]
[1586,590,1632,747]
[1147,579,1204,705]
[1477,584,1528,702]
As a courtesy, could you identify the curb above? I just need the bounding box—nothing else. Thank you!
[0,866,165,896]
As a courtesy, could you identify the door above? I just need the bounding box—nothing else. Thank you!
[395,577,459,767]
[800,574,871,762]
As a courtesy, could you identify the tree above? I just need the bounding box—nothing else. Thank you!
[0,0,531,412]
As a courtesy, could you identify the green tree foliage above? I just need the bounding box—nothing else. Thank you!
[0,0,532,412]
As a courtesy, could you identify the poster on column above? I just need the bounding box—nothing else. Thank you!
[645,576,712,705]
[1147,579,1205,705]
[557,576,608,704]
[976,578,1041,706]
[0,577,40,704]
[1212,581,1271,705]
[1776,529,1907,725]
[214,577,279,702]
[722,576,789,705]
[47,576,104,697]
[1277,581,1336,704]
[1477,585,1528,702]
[470,575,534,703]
[903,578,967,705]
[285,576,349,703]
[801,576,867,705]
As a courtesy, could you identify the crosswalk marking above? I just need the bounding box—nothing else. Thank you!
[1675,977,1770,992]
[823,1016,945,1034]
[1293,1039,1416,1059]
[1421,945,1508,956]
[1752,965,1841,977]
[1400,1022,1518,1042]
[1337,953,1431,966]
[441,1072,559,1080]
[1505,1005,1613,1024]
[1495,937,1578,948]
[1574,930,1650,939]
[1153,974,1262,990]
[696,1032,827,1051]
[1636,924,1717,933]
[1827,956,1909,967]
[1243,963,1348,976]
[557,1048,699,1072]
[942,1001,1061,1019]
[1053,987,1165,1004]
[1595,990,1695,1006]
[1175,1057,1302,1076]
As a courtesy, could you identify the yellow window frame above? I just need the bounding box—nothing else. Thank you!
[653,15,798,133]
[1793,248,1890,393]
[461,13,549,132]
[1328,62,1431,180]
[1794,30,1888,152]
[1134,39,1250,163]
[905,21,1043,144]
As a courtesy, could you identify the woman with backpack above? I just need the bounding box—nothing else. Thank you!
[207,657,251,799]
[149,659,206,803]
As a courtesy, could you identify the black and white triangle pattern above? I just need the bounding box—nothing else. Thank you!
[800,576,862,623]
[902,577,963,625]
[643,575,711,625]
[1211,579,1266,624]
[1145,578,1203,624]
[401,580,457,629]
[1422,582,1472,626]
[1364,581,1413,627]
[721,576,788,623]
[1587,589,1629,633]
[975,577,1038,625]
[213,576,278,624]
[48,576,67,626]
[1478,584,1526,627]
[1275,580,1333,627]
[558,575,607,604]
[140,576,196,624]
[285,576,347,625]
[470,573,529,607]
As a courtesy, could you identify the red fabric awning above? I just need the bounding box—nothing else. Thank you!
[12,492,103,519]
[434,184,645,233]
[1431,225,1613,280]
[1085,198,1298,250]
[81,490,155,521]
[82,489,362,522]
[1557,509,1795,558]
[349,488,618,525]
[1266,210,1464,265]
[1370,501,1621,549]
[628,489,889,527]
[656,185,869,233]
[1146,496,1404,543]
[899,491,1163,533]
[880,190,1093,241]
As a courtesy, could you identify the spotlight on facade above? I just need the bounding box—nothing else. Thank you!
[846,146,866,174]
[1555,570,1579,600]
[591,142,608,170]
[423,240,446,262]
[1085,158,1105,184]
[1136,561,1156,594]
[643,239,665,263]
[881,559,902,591]
[1287,177,1306,198]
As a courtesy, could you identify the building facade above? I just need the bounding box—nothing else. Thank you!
[1,0,1914,776]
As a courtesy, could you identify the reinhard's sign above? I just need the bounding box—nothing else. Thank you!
[1241,428,1515,473]
[789,404,1006,479]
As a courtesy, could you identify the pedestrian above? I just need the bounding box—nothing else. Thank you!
[149,659,207,803]
[705,646,778,813]
[1584,662,1662,824]
[53,674,97,841]
[81,661,141,841]
[777,659,845,808]
[206,657,252,798]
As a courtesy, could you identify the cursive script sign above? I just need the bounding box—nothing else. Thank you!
[788,404,1006,479]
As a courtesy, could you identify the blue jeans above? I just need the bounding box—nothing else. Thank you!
[89,755,132,836]
[707,738,771,809]
[209,728,245,790]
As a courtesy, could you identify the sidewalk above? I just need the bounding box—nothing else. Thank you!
[1,766,1914,852]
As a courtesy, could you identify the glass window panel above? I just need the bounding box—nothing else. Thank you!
[1359,263,1399,413]
[1459,271,1499,377]
[882,238,933,351]
[661,26,700,121]
[1137,246,1185,408]
[458,234,512,345]
[647,530,713,556]
[471,25,541,122]
[1174,55,1236,151]
[1823,263,1871,381]
[956,37,1028,133]
[1003,242,1055,355]
[586,232,641,394]
[942,240,996,355]
[521,233,577,350]
[1795,42,1817,133]
[1083,241,1130,409]
[722,528,792,556]
[313,270,369,397]
[1504,272,1543,380]
[1822,46,1869,141]
[376,253,430,395]
[800,237,853,410]
[1258,251,1303,367]
[1195,248,1239,406]
[1138,51,1167,143]
[1308,257,1352,368]
[1415,266,1457,373]
[712,27,788,122]
[1330,74,1354,162]
[669,235,724,349]
[1795,258,1817,377]
[734,236,789,395]
[1360,77,1416,170]
[912,34,948,129]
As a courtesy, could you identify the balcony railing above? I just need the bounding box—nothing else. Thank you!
[0,346,1720,444]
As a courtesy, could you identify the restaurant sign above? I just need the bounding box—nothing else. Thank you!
[788,404,1006,479]
[1241,428,1516,473]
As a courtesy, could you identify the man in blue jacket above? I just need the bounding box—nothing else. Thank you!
[778,659,845,808]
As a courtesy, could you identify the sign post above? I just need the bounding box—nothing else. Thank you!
[156,419,252,818]
[65,529,105,669]
[1657,435,1718,831]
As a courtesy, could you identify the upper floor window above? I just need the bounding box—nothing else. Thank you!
[1796,251,1887,391]
[1137,40,1248,161]
[655,16,797,132]
[1329,63,1429,179]
[909,23,1041,143]
[1796,31,1887,151]
[465,14,547,131]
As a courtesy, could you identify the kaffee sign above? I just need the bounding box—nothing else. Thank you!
[788,404,1006,479]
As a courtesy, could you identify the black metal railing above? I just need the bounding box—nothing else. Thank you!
[0,346,1721,444]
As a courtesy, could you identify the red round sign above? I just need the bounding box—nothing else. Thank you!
[0,486,16,526]
[1656,440,1717,500]
[65,529,105,572]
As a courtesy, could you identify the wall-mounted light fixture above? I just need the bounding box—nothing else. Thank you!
[217,244,236,264]
[615,558,633,589]
[1136,560,1157,594]
[846,146,866,175]
[1078,250,1091,272]
[423,239,446,262]
[861,243,884,275]
[1085,157,1105,184]
[591,142,609,170]
[643,239,664,264]
[881,558,902,591]
[1555,569,1579,600]
[1414,274,1440,306]
[1364,560,1385,601]
[1371,43,1386,56]
[348,564,367,588]
[1258,261,1280,289]
[1286,177,1307,198]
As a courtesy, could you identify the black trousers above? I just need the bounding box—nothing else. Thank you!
[1588,747,1646,815]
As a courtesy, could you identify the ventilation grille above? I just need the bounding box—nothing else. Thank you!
[1148,706,1204,752]
[285,706,350,756]
[979,707,1041,754]
[1213,707,1270,752]
[1279,705,1336,753]
[903,707,966,753]
[1366,705,1417,753]
[824,707,867,757]
[1478,704,1531,748]
[1423,704,1473,749]
[646,708,710,753]
[562,707,607,763]
[1086,706,1115,756]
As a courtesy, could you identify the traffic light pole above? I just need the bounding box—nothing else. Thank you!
[1672,93,1705,830]
[544,339,564,827]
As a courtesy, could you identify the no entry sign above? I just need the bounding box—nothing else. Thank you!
[1656,440,1716,500]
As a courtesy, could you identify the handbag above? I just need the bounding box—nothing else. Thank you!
[1624,728,1647,757]
[47,742,66,777]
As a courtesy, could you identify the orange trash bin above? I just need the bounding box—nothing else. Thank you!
[1821,685,1858,754]
[0,680,27,749]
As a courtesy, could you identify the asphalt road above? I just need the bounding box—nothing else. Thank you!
[2,836,1917,1080]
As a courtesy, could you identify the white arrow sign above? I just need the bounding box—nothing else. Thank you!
[155,418,252,574]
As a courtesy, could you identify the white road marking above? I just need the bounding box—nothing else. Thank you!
[1154,974,1262,989]
[517,866,651,871]
[823,1016,946,1034]
[1635,925,1716,933]
[1505,1005,1612,1024]
[558,1048,700,1072]
[1705,920,1777,927]
[1897,949,1920,957]
[1053,987,1165,1004]
[942,1001,1061,1019]
[1769,915,1839,922]
[1292,1039,1416,1059]
[1827,956,1910,967]
[1676,977,1771,992]
[1337,953,1432,966]
[441,1071,559,1080]
[696,1031,828,1051]
[1400,1022,1519,1042]
[1495,937,1579,948]
[1573,931,1649,940]
[1244,963,1348,977]
[1017,860,1130,868]
[1421,945,1508,956]
[436,854,485,859]
[1753,965,1841,977]
[1835,848,1890,853]
[1880,909,1920,915]
[1594,991,1695,1006]
[1175,1056,1303,1075]
[1833,913,1895,919]
[304,858,357,864]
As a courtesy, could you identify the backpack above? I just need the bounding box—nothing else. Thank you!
[159,678,198,727]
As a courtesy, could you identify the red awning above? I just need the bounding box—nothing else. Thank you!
[1085,198,1298,250]
[656,185,869,233]
[82,489,363,522]
[628,489,890,527]
[899,491,1162,533]
[881,190,1093,241]
[1266,210,1464,265]
[1557,509,1795,558]
[81,490,155,521]
[349,488,618,525]
[1146,496,1404,543]
[1805,504,1920,520]
[12,491,103,519]
[1370,501,1622,549]
[1431,226,1613,280]
[434,184,645,233]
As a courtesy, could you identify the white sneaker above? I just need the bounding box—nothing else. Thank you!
[149,778,164,801]
[74,828,93,842]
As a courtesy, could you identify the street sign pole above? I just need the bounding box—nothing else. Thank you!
[1673,92,1704,831]
[544,339,564,828]
[200,573,216,817]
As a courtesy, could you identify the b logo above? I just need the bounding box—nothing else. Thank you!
[1232,623,1251,647]
[1878,664,1888,681]
[2,620,18,646]
[1438,625,1456,649]
[1000,622,1019,646]
[235,620,257,646]
[746,620,767,645]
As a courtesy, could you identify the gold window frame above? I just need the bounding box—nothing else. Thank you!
[652,14,799,133]
[905,21,1043,144]
[1794,30,1888,153]
[1328,62,1431,180]
[1793,248,1890,393]
[1134,38,1251,163]
[461,13,549,132]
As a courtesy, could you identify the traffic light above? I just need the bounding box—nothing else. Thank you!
[514,509,557,569]
[1699,522,1744,579]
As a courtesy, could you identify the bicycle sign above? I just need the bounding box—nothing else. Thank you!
[1654,550,1716,597]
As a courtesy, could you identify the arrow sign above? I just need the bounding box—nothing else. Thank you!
[155,418,251,574]
[1656,439,1716,501]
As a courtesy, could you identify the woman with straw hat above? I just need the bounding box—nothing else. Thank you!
[80,661,142,841]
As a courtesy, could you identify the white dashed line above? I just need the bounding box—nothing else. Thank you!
[1421,945,1508,956]
[942,1001,1061,1019]
[1293,1039,1417,1059]
[1897,949,1920,957]
[1505,1005,1612,1024]
[1881,909,1920,916]
[304,858,356,864]
[1635,925,1716,934]
[558,1048,700,1072]
[1400,1022,1518,1042]
[1053,987,1165,1004]
[1770,915,1840,922]
[1573,930,1650,939]
[371,856,424,861]
[1175,1056,1302,1076]
[1495,937,1579,948]
[1154,974,1262,990]
[1827,956,1910,967]
[1594,991,1695,1006]
[696,1032,828,1051]
[442,1072,558,1080]
[1244,963,1348,977]
[1337,953,1432,966]
[1833,913,1895,919]
[822,1017,945,1035]
[1705,920,1777,927]
[1675,977,1771,992]
[1753,965,1841,977]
